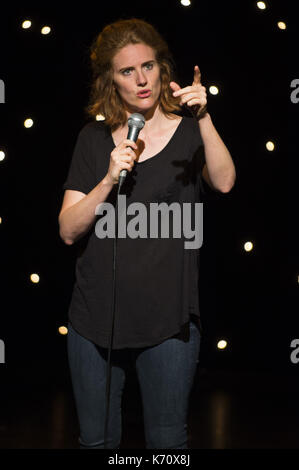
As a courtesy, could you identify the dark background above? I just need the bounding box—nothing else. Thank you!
[0,0,298,449]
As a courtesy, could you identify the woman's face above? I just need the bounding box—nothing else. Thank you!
[112,43,161,116]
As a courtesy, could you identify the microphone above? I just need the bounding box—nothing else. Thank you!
[118,113,145,188]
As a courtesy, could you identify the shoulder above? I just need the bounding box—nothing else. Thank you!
[167,114,202,143]
[167,113,200,130]
[72,120,112,157]
[165,113,182,128]
[167,112,182,121]
[78,120,110,140]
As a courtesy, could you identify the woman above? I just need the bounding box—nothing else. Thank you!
[59,18,236,449]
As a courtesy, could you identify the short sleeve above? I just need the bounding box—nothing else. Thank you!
[62,125,96,195]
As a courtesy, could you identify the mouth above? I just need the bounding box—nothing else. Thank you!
[137,90,151,98]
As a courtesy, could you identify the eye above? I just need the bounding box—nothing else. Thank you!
[122,68,133,76]
[144,62,154,70]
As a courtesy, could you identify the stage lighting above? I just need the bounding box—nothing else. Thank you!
[181,0,191,6]
[24,119,34,128]
[30,273,40,283]
[0,150,5,161]
[41,26,51,35]
[0,217,2,224]
[266,141,275,152]
[209,86,219,96]
[96,114,105,121]
[58,326,68,335]
[257,1,267,10]
[217,340,227,350]
[22,20,32,29]
[244,242,253,252]
[277,22,286,30]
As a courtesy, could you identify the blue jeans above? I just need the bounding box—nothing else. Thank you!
[67,319,200,449]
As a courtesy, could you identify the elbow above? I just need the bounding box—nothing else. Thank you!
[59,229,74,246]
[64,237,74,246]
[58,219,74,246]
[219,169,236,193]
[220,179,235,193]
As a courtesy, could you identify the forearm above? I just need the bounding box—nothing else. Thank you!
[59,175,114,245]
[198,113,236,192]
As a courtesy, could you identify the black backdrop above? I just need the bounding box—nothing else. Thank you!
[0,0,297,378]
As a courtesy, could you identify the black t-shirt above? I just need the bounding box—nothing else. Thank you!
[62,115,205,349]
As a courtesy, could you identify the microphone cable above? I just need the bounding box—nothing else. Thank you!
[103,113,145,449]
[103,178,123,449]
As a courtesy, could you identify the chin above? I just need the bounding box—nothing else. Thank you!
[123,97,158,117]
[134,98,158,113]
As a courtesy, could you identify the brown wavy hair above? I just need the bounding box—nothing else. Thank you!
[85,18,181,130]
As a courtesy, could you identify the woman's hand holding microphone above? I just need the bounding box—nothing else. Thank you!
[105,139,138,186]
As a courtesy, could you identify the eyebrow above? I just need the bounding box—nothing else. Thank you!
[119,60,155,73]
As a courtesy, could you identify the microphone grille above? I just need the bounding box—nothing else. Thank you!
[128,113,145,130]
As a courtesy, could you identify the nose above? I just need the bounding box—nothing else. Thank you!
[136,68,147,87]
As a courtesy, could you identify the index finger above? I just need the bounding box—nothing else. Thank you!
[123,139,138,149]
[193,65,201,85]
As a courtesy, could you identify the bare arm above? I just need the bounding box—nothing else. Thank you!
[58,175,114,245]
[170,67,236,193]
[58,138,138,245]
[198,113,236,193]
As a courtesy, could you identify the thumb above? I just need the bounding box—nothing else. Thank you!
[169,81,181,92]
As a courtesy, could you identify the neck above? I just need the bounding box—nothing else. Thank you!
[125,103,166,136]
